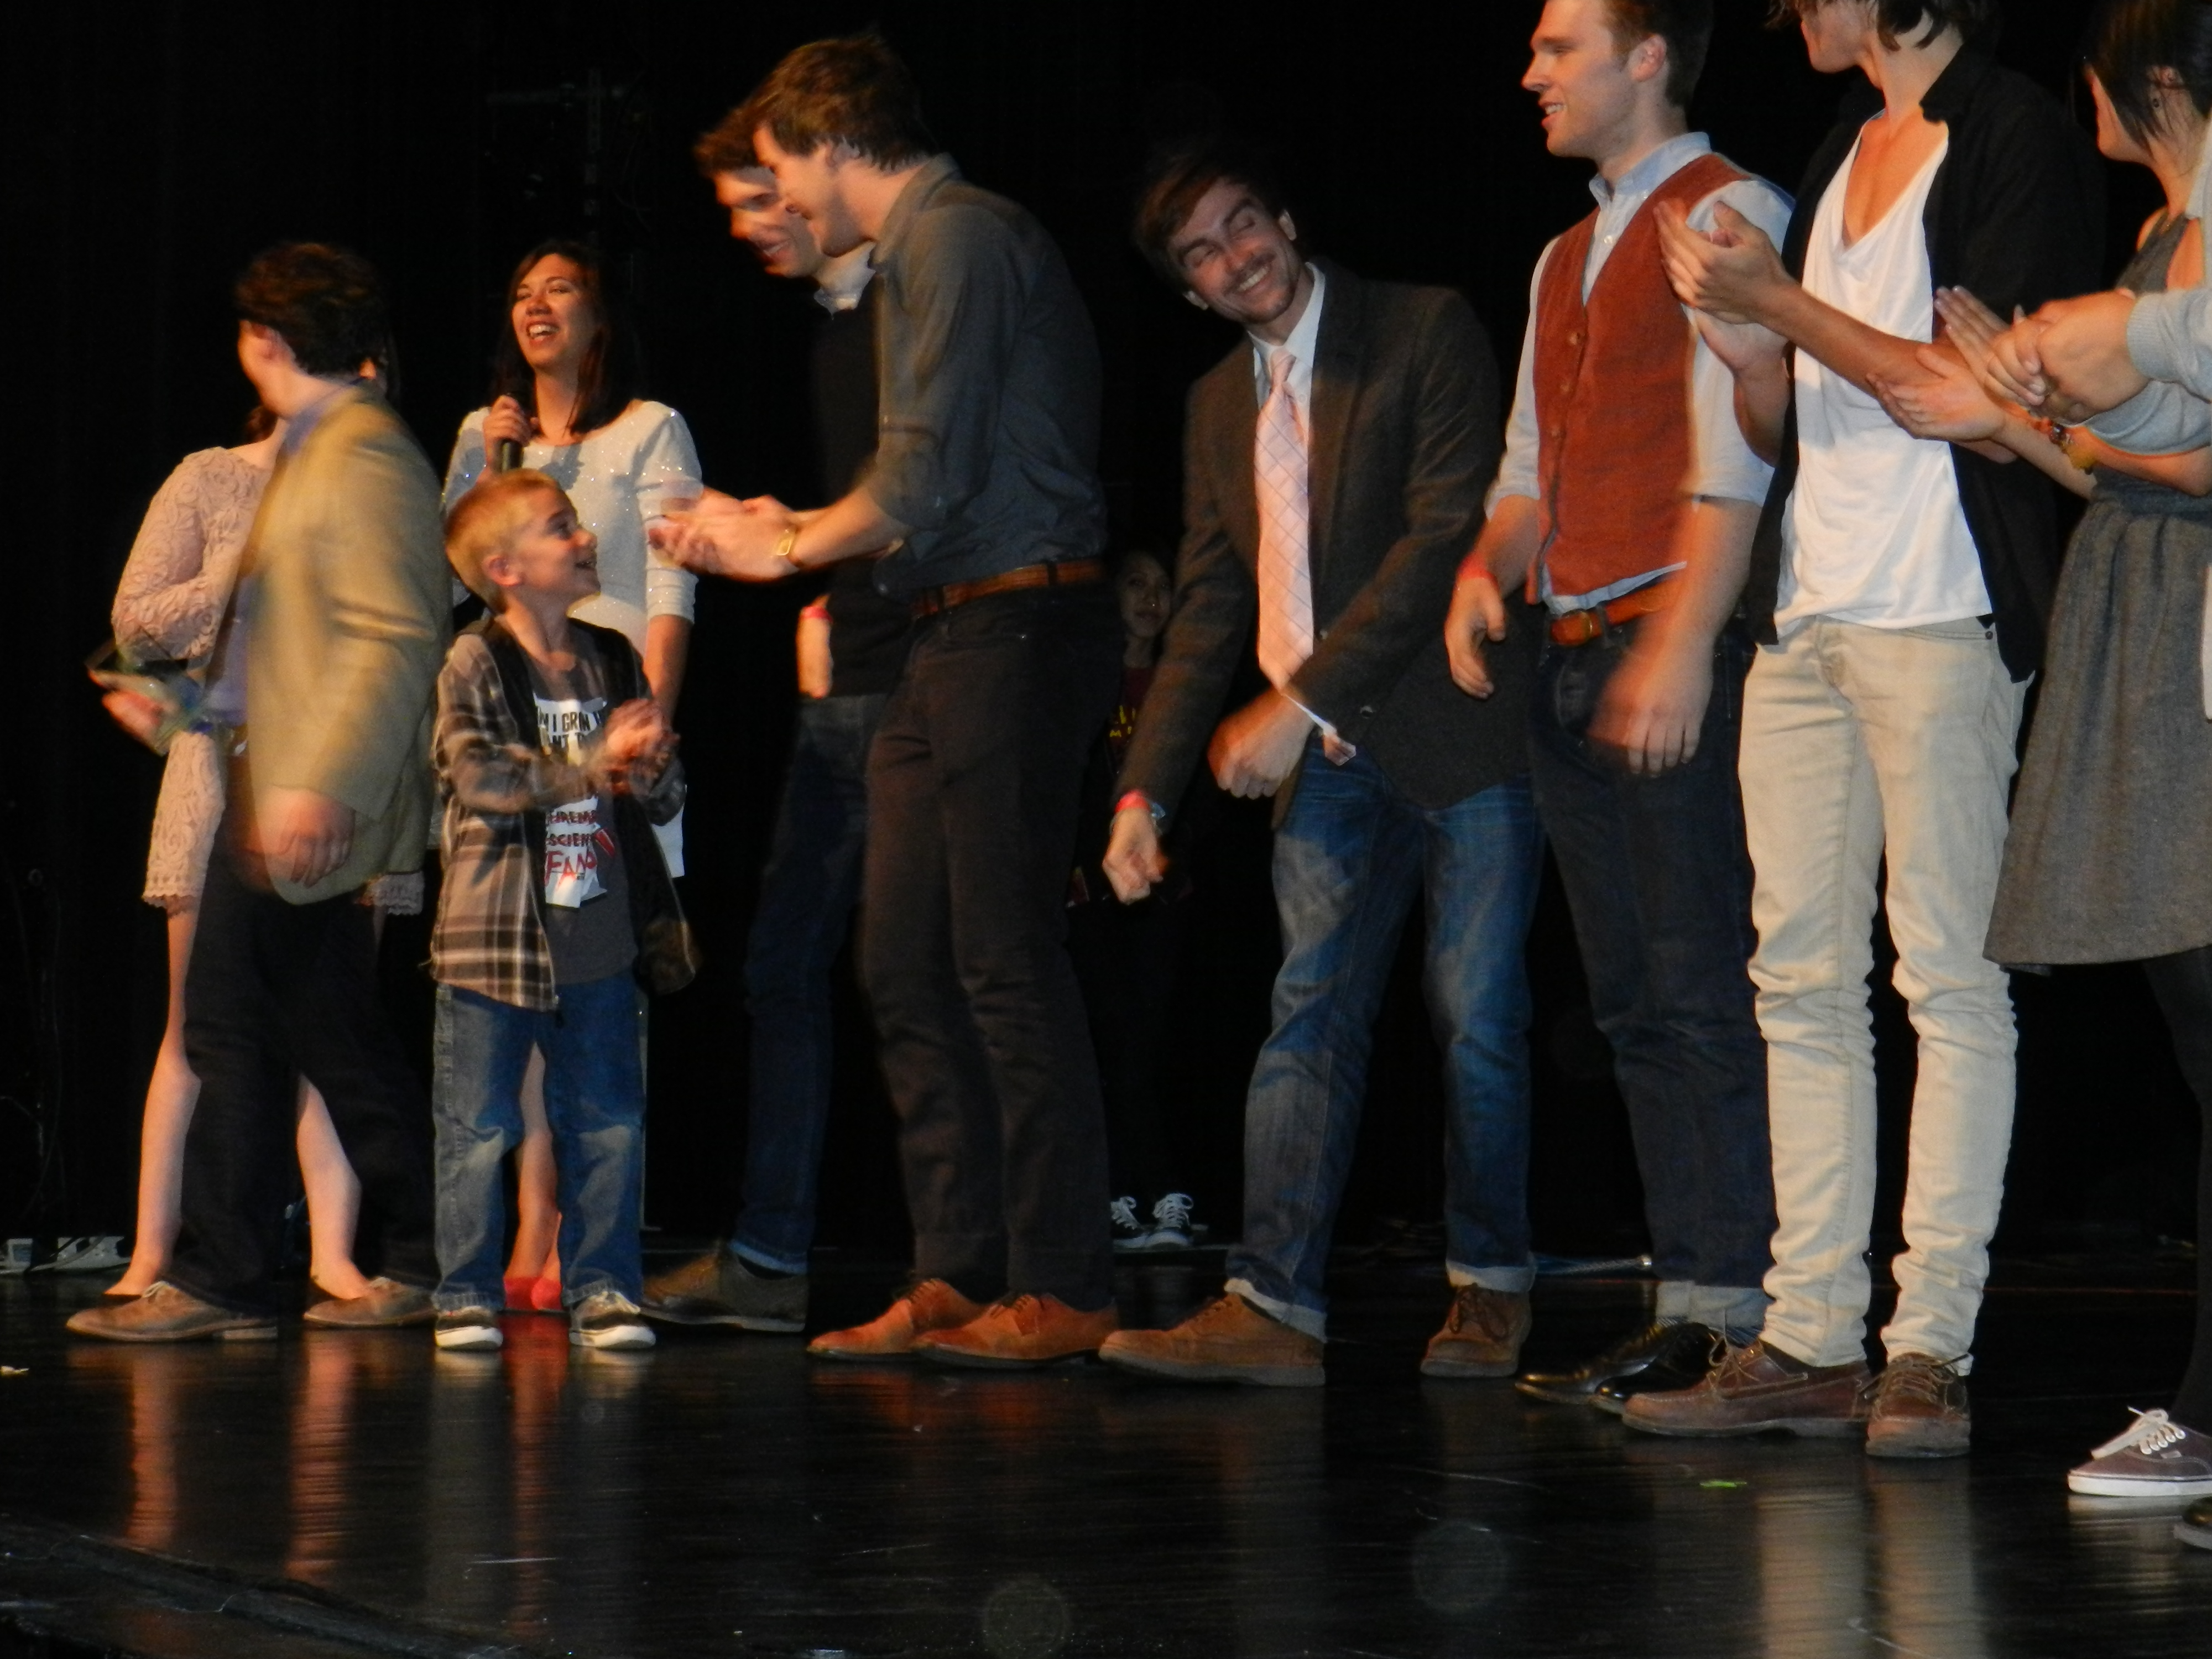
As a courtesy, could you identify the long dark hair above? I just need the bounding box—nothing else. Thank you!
[2088,0,2212,145]
[488,238,640,440]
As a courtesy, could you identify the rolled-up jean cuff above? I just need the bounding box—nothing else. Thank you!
[1655,1280,1694,1321]
[1691,1284,1770,1337]
[728,1237,810,1277]
[1226,1276,1327,1342]
[1445,1259,1537,1295]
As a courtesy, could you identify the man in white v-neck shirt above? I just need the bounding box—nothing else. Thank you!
[1632,0,2100,1457]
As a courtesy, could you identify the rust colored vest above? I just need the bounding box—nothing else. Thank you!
[1531,152,1746,602]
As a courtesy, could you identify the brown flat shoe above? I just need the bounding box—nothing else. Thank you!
[1865,1354,1971,1459]
[1623,1338,1867,1438]
[806,1279,987,1360]
[1099,1292,1324,1387]
[300,1277,435,1329]
[914,1293,1118,1369]
[66,1282,277,1343]
[1421,1285,1532,1379]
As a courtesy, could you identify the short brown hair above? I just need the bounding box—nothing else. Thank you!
[1132,136,1290,290]
[1605,0,1714,107]
[1767,0,1996,48]
[233,243,389,379]
[693,105,762,179]
[743,34,936,170]
[445,469,568,607]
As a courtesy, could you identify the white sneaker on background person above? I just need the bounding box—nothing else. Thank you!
[2067,1409,2212,1499]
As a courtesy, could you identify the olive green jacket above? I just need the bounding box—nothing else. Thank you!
[237,385,449,904]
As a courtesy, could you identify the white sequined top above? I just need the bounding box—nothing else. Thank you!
[442,399,702,652]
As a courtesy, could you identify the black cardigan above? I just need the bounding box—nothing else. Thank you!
[1746,44,2105,680]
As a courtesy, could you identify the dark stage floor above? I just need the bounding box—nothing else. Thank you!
[0,1254,2204,1659]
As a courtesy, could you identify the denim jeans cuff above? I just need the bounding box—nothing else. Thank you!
[1225,1276,1326,1342]
[728,1237,810,1277]
[434,1287,503,1313]
[1444,1259,1536,1295]
[1655,1280,1695,1321]
[1691,1284,1770,1338]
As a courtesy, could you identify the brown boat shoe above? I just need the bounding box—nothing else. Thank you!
[806,1279,987,1361]
[65,1281,278,1343]
[1421,1285,1532,1379]
[301,1277,436,1329]
[1098,1291,1324,1387]
[1623,1337,1869,1438]
[913,1293,1119,1369]
[1864,1354,1971,1459]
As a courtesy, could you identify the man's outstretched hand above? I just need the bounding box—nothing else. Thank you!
[648,488,800,582]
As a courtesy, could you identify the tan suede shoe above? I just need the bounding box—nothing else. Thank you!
[301,1277,436,1328]
[1421,1285,1533,1379]
[1098,1292,1324,1387]
[66,1282,277,1343]
[914,1293,1119,1369]
[806,1279,987,1360]
[1623,1338,1868,1438]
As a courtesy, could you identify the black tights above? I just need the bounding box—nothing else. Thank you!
[2141,943,2212,1428]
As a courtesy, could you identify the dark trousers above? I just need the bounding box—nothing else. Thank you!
[1528,622,1775,1306]
[1066,890,1195,1204]
[731,691,886,1274]
[2142,943,2212,1427]
[170,830,437,1314]
[859,585,1121,1308]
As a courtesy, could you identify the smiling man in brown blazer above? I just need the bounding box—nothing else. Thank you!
[1098,138,1542,1386]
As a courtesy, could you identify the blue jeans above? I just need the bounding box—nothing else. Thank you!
[730,693,885,1274]
[1225,742,1543,1339]
[432,973,645,1311]
[1528,623,1773,1331]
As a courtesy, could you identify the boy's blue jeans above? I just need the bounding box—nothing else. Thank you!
[432,973,645,1312]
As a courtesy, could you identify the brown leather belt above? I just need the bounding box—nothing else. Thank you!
[1549,578,1677,647]
[910,557,1107,619]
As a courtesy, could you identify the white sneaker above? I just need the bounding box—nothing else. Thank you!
[1110,1196,1152,1253]
[570,1290,656,1350]
[434,1307,503,1351]
[1139,1193,1195,1251]
[2067,1408,2212,1499]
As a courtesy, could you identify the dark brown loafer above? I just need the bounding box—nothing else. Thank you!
[1421,1285,1532,1379]
[1623,1338,1868,1438]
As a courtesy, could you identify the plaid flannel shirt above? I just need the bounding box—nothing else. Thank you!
[429,629,684,1010]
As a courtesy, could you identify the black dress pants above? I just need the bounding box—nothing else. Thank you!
[170,828,437,1314]
[2143,943,2212,1427]
[859,584,1121,1310]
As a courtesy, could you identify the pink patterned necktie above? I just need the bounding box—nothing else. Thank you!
[1254,347,1313,692]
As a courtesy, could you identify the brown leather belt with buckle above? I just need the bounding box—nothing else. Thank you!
[1549,578,1677,647]
[910,557,1107,619]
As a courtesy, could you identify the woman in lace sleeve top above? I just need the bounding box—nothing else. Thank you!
[106,409,381,1305]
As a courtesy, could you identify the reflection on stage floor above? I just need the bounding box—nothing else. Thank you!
[0,1256,2201,1657]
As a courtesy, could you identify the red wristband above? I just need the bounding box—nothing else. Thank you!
[1115,791,1163,823]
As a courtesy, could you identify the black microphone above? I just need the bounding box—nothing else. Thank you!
[495,439,521,474]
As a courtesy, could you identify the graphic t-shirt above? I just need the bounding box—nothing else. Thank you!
[528,639,635,985]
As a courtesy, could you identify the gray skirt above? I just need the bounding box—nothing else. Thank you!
[1987,476,2212,965]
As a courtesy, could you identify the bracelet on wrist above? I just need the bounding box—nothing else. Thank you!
[1115,790,1167,826]
[775,522,802,568]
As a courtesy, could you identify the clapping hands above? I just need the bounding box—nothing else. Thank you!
[598,699,677,795]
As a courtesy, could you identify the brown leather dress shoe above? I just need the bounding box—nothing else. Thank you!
[1623,1338,1868,1438]
[300,1277,436,1328]
[65,1282,277,1343]
[806,1279,987,1360]
[1098,1292,1324,1387]
[913,1293,1118,1369]
[1421,1285,1532,1379]
[1865,1354,1971,1458]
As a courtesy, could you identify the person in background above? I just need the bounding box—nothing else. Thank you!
[1446,0,1787,1418]
[1097,137,1541,1389]
[1631,0,2101,1455]
[71,242,449,1341]
[1879,0,2212,1511]
[443,240,702,1314]
[430,469,686,1354]
[1066,548,1212,1253]
[643,115,911,1334]
[103,400,395,1310]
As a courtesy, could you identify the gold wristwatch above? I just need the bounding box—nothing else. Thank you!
[775,522,803,568]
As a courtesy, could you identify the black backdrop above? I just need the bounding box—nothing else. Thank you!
[4,0,2198,1267]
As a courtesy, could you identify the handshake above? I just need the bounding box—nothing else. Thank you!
[647,487,805,582]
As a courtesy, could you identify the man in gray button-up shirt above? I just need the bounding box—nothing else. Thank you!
[655,35,1124,1367]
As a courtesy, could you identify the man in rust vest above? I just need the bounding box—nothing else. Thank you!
[1447,0,1790,1411]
